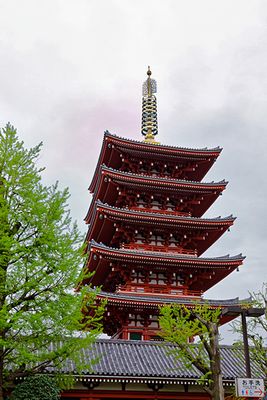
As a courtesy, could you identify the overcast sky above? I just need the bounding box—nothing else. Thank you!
[0,1,266,342]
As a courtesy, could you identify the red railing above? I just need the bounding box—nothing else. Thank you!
[118,284,202,298]
[121,243,197,256]
[130,206,191,217]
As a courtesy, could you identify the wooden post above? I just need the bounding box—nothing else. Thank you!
[241,310,251,378]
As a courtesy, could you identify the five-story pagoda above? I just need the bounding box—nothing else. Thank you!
[83,68,245,341]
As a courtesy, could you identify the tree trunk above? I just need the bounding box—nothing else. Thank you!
[0,359,4,400]
[210,322,224,400]
[210,371,224,400]
[0,387,3,400]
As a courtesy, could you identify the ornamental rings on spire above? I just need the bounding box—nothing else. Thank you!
[141,67,158,141]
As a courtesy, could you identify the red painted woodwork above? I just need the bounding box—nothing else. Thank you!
[89,132,222,193]
[62,389,211,399]
[83,132,244,340]
[85,166,228,223]
[118,284,202,297]
[121,243,198,256]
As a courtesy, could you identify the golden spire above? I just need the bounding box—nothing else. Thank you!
[141,66,159,144]
[147,66,152,96]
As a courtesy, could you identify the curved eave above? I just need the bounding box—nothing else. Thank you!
[89,200,235,227]
[85,165,227,221]
[84,241,245,293]
[101,165,227,191]
[97,290,246,308]
[105,132,222,155]
[89,132,222,193]
[99,293,250,327]
[88,240,245,265]
[85,202,235,254]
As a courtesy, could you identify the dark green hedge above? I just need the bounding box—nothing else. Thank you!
[11,375,60,400]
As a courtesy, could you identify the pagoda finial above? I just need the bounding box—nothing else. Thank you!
[141,66,159,144]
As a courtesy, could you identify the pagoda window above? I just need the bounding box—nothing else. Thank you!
[150,234,164,246]
[166,201,174,211]
[171,274,185,286]
[151,200,160,209]
[150,235,156,245]
[136,197,145,208]
[148,316,159,328]
[169,237,178,247]
[131,271,145,284]
[135,233,143,243]
[149,272,167,285]
[128,314,144,327]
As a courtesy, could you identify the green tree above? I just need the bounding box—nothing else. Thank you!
[0,124,104,400]
[159,303,224,400]
[249,284,267,377]
[233,284,267,378]
[11,375,60,400]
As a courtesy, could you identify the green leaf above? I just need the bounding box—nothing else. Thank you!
[0,124,104,396]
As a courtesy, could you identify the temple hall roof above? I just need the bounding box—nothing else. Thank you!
[47,339,264,382]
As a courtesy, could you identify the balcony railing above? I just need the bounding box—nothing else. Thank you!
[121,243,197,256]
[117,284,202,298]
[130,206,191,217]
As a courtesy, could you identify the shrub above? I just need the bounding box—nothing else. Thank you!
[11,375,60,400]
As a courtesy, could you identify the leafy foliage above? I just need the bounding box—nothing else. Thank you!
[159,303,224,400]
[0,124,104,398]
[248,284,267,376]
[11,375,60,400]
[233,283,267,377]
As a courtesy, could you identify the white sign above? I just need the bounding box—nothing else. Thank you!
[235,378,265,398]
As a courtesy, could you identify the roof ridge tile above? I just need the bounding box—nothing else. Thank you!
[104,130,222,153]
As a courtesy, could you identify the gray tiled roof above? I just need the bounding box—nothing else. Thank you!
[97,290,250,307]
[89,132,222,193]
[47,339,263,381]
[94,200,235,224]
[104,131,222,153]
[90,240,245,263]
[101,164,227,187]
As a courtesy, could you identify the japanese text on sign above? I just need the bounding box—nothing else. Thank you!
[235,378,265,398]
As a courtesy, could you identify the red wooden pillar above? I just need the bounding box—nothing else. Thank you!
[122,327,128,339]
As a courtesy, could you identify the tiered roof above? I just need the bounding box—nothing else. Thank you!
[84,132,244,289]
[86,201,235,255]
[83,131,245,336]
[89,131,222,192]
[85,240,244,292]
[86,165,227,220]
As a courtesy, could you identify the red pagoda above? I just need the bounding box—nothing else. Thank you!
[83,67,245,342]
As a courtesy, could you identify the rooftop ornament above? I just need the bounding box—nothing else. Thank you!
[141,66,159,144]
